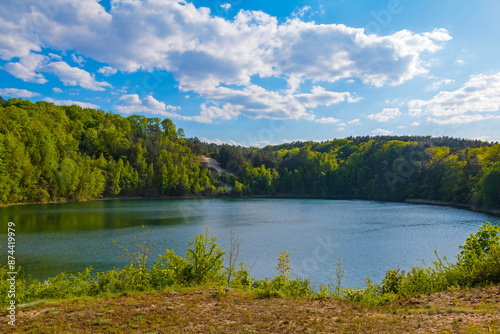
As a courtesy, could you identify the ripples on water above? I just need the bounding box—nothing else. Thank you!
[1,198,498,287]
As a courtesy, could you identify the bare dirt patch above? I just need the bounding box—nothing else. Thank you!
[1,286,499,333]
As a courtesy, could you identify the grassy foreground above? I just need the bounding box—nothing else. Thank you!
[1,285,500,333]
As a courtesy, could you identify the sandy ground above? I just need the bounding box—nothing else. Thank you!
[200,155,225,173]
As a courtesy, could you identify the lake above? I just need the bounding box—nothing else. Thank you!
[1,198,499,287]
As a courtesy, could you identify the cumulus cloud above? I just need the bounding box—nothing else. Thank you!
[427,78,454,91]
[220,3,231,12]
[44,97,100,109]
[0,0,451,121]
[71,54,86,66]
[52,87,62,93]
[97,66,117,76]
[193,103,241,123]
[367,108,401,122]
[48,53,62,60]
[426,114,490,125]
[42,61,111,91]
[116,94,182,117]
[348,118,361,125]
[294,86,352,108]
[0,88,39,98]
[283,139,311,143]
[0,13,41,60]
[292,6,312,18]
[180,84,355,121]
[372,128,393,135]
[315,117,341,124]
[4,53,47,83]
[409,72,500,124]
[200,137,241,146]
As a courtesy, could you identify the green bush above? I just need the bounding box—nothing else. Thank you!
[456,222,500,286]
[252,250,312,299]
[229,263,253,290]
[184,226,225,285]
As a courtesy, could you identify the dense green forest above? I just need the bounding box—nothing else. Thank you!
[0,98,228,204]
[204,135,500,209]
[1,98,499,209]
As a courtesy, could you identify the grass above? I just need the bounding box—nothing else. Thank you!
[1,285,499,333]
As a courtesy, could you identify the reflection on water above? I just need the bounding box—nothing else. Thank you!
[1,198,498,287]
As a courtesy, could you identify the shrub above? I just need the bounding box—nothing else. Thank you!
[456,222,500,286]
[183,226,225,285]
[252,250,312,299]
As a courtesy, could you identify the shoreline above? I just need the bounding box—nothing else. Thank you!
[1,194,499,216]
[403,198,500,216]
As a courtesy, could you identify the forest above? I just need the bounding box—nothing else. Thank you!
[204,136,500,209]
[0,98,227,204]
[0,97,499,209]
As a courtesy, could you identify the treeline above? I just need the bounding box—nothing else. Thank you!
[203,136,500,209]
[1,97,499,209]
[0,98,227,204]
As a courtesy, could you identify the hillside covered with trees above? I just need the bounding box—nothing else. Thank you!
[203,131,500,210]
[1,98,499,210]
[0,98,227,204]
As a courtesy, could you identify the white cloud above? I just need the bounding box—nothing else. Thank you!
[250,140,274,147]
[422,28,452,42]
[116,94,182,118]
[97,66,117,76]
[408,72,500,124]
[283,139,310,143]
[44,97,100,109]
[410,121,420,126]
[0,14,41,60]
[220,3,231,12]
[315,117,341,124]
[178,84,354,122]
[4,53,47,83]
[0,0,451,121]
[0,88,39,98]
[286,76,302,94]
[193,103,241,123]
[292,6,312,18]
[294,86,352,108]
[473,136,491,142]
[372,128,393,135]
[427,114,490,125]
[427,78,454,91]
[456,59,465,65]
[200,137,241,146]
[347,118,361,125]
[71,54,86,66]
[367,108,400,122]
[42,61,111,91]
[409,108,422,117]
[52,87,63,93]
[48,53,62,60]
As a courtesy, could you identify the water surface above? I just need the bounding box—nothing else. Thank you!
[1,198,498,287]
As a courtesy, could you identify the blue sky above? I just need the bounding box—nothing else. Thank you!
[1,0,500,146]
